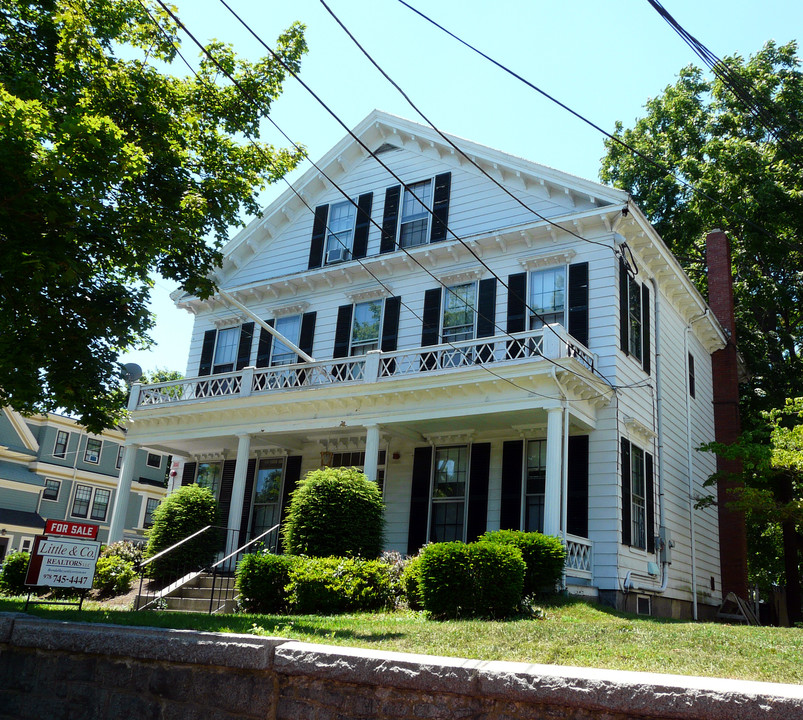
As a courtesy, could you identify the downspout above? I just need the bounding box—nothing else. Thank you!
[685,309,709,621]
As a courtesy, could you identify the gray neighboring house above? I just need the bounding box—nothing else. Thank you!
[0,407,167,562]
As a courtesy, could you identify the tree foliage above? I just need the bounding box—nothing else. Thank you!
[0,0,307,432]
[600,41,803,428]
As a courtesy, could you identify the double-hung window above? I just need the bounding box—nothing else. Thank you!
[441,283,476,366]
[621,437,654,552]
[54,430,69,459]
[213,327,239,374]
[628,276,643,363]
[350,300,383,355]
[529,267,566,329]
[619,259,650,372]
[71,485,110,522]
[84,438,102,464]
[251,458,284,540]
[43,479,60,501]
[144,497,160,528]
[271,315,302,366]
[630,446,646,550]
[525,440,547,532]
[430,446,468,542]
[325,200,356,264]
[146,452,161,469]
[399,180,432,248]
[196,462,222,499]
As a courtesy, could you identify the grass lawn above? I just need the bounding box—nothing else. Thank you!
[2,595,801,684]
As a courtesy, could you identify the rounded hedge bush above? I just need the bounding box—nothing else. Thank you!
[288,556,393,614]
[93,556,136,596]
[0,551,31,596]
[145,484,220,579]
[418,542,474,618]
[400,554,424,610]
[236,552,298,613]
[469,541,525,618]
[282,467,385,558]
[480,530,566,596]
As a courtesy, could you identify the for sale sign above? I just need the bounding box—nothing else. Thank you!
[25,535,101,589]
[44,519,99,540]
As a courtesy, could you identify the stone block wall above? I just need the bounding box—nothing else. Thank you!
[1,613,801,720]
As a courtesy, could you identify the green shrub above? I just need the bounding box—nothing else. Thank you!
[283,467,385,558]
[469,541,525,618]
[236,552,297,613]
[480,530,566,596]
[93,556,136,596]
[418,542,474,618]
[400,554,424,610]
[101,540,144,566]
[288,556,393,614]
[145,484,220,579]
[0,551,31,596]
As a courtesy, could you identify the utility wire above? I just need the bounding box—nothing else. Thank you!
[395,0,794,248]
[140,0,610,402]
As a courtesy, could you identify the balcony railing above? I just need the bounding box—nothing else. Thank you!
[133,325,596,409]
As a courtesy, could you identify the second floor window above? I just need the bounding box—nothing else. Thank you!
[399,180,432,248]
[43,478,60,501]
[529,267,566,329]
[146,452,161,468]
[325,200,356,264]
[271,315,302,366]
[213,327,239,374]
[350,300,383,355]
[442,283,476,343]
[144,497,160,527]
[84,438,102,464]
[54,430,69,459]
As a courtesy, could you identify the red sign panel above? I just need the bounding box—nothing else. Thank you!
[44,520,99,540]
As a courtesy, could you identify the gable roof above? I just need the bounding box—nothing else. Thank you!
[0,408,39,460]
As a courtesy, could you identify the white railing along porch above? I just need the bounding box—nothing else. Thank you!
[134,325,596,409]
[564,534,593,581]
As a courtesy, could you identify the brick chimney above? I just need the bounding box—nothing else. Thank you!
[706,229,748,599]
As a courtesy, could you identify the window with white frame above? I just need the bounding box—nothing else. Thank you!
[71,484,110,521]
[251,458,284,539]
[525,440,546,532]
[430,446,468,542]
[54,430,69,459]
[399,180,432,248]
[143,497,160,527]
[84,438,102,464]
[630,445,647,550]
[627,276,643,363]
[91,488,110,521]
[325,200,356,264]
[442,283,476,343]
[20,537,33,553]
[350,300,383,355]
[42,478,60,501]
[213,326,239,374]
[146,452,161,468]
[196,462,222,499]
[271,315,302,366]
[529,267,566,329]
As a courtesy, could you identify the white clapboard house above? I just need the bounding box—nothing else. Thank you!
[111,111,729,618]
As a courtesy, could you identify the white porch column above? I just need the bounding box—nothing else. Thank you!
[543,407,564,537]
[364,424,380,483]
[225,434,251,557]
[108,443,139,542]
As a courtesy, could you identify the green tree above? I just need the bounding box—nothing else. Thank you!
[600,41,803,429]
[0,0,307,432]
[701,398,803,624]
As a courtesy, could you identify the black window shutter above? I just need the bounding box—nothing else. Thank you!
[351,193,373,259]
[688,353,696,398]
[198,330,216,376]
[181,461,197,487]
[333,305,353,359]
[500,440,523,530]
[381,296,401,352]
[641,283,651,375]
[646,452,655,553]
[217,460,237,529]
[278,455,303,553]
[621,438,632,546]
[407,446,433,555]
[568,262,589,347]
[619,258,629,356]
[467,443,491,541]
[429,172,452,243]
[299,312,316,358]
[256,319,275,368]
[476,278,497,338]
[235,322,255,370]
[380,186,401,254]
[421,288,442,346]
[308,205,329,270]
[238,458,257,547]
[567,435,589,538]
[507,273,527,333]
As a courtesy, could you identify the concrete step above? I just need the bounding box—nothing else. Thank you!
[566,584,599,600]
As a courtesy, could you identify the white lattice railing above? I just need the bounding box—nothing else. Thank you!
[565,534,593,580]
[132,325,596,408]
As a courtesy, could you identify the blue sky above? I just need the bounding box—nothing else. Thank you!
[120,0,803,375]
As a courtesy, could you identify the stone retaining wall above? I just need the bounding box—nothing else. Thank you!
[1,612,801,720]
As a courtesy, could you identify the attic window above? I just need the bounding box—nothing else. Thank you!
[374,143,401,155]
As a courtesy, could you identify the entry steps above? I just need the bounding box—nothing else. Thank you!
[137,572,238,613]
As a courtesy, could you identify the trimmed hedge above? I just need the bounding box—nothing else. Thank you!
[0,551,30,596]
[282,467,385,559]
[418,541,525,618]
[288,556,393,614]
[236,552,297,613]
[480,530,566,596]
[400,554,424,610]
